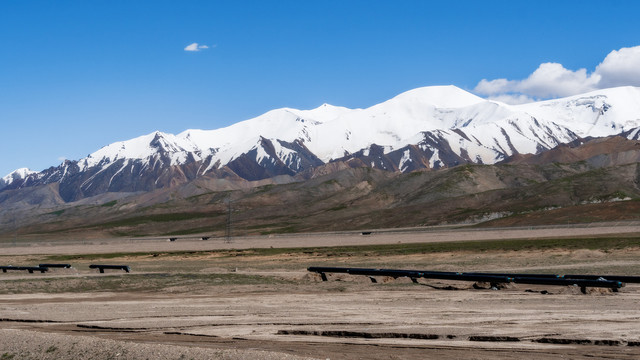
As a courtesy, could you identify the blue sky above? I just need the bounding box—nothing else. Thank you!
[1,0,640,176]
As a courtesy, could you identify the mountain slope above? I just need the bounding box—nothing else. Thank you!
[3,85,640,203]
[4,152,640,239]
[0,168,36,191]
[505,136,640,166]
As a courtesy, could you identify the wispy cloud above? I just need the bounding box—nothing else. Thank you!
[474,45,640,104]
[184,42,210,52]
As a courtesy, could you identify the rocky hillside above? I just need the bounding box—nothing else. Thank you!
[2,136,640,239]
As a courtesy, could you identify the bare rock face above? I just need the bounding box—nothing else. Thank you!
[503,136,640,167]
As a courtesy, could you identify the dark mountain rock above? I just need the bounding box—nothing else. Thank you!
[503,136,640,167]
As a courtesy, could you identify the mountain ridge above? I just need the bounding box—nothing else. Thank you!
[3,85,640,203]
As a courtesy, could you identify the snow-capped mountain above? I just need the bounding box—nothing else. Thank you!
[3,85,640,202]
[0,168,36,191]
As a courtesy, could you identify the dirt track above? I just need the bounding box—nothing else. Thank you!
[2,224,640,359]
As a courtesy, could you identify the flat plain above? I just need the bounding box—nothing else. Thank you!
[2,223,640,359]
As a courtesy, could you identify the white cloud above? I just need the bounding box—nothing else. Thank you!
[518,63,600,98]
[474,45,640,103]
[184,42,210,52]
[595,46,640,88]
[475,78,515,95]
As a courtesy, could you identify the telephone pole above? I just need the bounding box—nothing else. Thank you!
[225,195,232,243]
[13,218,17,247]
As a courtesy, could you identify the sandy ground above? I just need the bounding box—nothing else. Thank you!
[2,282,640,359]
[2,224,640,359]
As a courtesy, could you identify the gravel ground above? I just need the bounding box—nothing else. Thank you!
[2,225,640,359]
[2,223,640,256]
[0,328,319,360]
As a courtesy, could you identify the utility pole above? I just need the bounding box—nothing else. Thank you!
[225,195,232,244]
[13,218,17,247]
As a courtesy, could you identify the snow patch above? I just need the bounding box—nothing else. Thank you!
[1,168,36,188]
[399,149,412,172]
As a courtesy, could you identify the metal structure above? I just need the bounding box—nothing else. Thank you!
[307,266,633,294]
[225,195,233,243]
[39,263,72,268]
[89,264,131,273]
[0,265,49,274]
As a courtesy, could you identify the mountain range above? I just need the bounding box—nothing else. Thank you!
[2,85,640,238]
[3,85,640,202]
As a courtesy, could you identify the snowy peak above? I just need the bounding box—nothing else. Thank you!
[517,86,640,138]
[389,85,485,108]
[82,131,199,169]
[294,103,354,123]
[1,168,36,189]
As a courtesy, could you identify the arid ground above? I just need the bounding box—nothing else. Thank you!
[2,223,640,359]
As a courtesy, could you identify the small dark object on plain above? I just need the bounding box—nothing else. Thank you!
[168,237,177,241]
[201,237,210,240]
[39,263,72,268]
[89,264,131,273]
